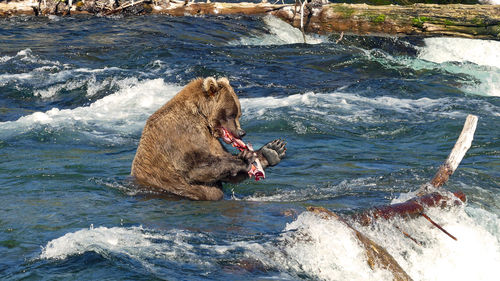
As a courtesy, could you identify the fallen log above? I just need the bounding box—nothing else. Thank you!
[305,114,478,280]
[350,114,477,226]
[308,206,414,281]
[0,0,38,16]
[272,3,500,40]
[350,191,466,226]
[2,1,500,40]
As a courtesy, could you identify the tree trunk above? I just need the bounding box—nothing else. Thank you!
[306,115,478,280]
[308,206,414,281]
[272,3,500,40]
[2,1,500,40]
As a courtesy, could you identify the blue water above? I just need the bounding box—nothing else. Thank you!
[0,14,499,280]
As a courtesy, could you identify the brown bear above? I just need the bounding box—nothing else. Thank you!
[131,77,286,200]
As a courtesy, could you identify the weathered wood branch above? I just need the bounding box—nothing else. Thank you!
[348,114,477,225]
[308,206,414,281]
[350,191,466,225]
[104,0,147,15]
[305,115,478,280]
[421,212,457,240]
[2,1,500,40]
[428,114,478,188]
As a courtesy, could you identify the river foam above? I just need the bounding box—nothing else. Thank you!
[277,204,500,281]
[417,37,500,97]
[39,225,212,274]
[230,15,326,46]
[0,78,181,143]
[419,38,500,69]
[1,81,498,143]
[39,201,500,281]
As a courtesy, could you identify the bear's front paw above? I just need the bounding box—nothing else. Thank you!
[238,149,257,166]
[261,139,286,167]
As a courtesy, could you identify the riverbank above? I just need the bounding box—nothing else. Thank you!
[1,1,500,40]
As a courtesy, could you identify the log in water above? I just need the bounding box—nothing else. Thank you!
[2,1,500,40]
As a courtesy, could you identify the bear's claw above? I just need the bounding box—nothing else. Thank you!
[238,149,257,166]
[261,138,287,167]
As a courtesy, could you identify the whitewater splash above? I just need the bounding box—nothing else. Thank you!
[418,37,500,97]
[0,48,124,98]
[39,202,500,281]
[1,45,498,144]
[345,37,500,97]
[419,38,500,69]
[241,90,499,137]
[0,77,182,143]
[0,48,61,68]
[1,84,498,143]
[230,15,326,46]
[479,0,500,4]
[40,226,158,260]
[265,204,500,281]
[242,91,469,121]
[39,225,215,274]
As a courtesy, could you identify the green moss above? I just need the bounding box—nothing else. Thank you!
[494,24,500,38]
[412,16,430,28]
[333,5,355,19]
[443,19,454,26]
[372,14,386,23]
[485,24,500,38]
[472,17,486,27]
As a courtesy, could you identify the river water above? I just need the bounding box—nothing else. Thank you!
[0,14,499,280]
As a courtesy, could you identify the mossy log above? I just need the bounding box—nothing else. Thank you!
[273,3,500,40]
[2,1,500,40]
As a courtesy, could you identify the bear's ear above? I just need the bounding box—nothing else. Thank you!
[216,77,230,90]
[202,77,218,97]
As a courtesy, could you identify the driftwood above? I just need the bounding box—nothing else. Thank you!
[350,191,466,226]
[338,115,477,226]
[308,206,414,281]
[349,115,477,224]
[306,115,478,281]
[1,1,500,40]
[103,0,147,15]
[428,114,478,189]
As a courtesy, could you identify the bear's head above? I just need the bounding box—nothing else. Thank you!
[202,77,245,144]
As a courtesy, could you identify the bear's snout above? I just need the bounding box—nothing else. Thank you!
[237,129,246,138]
